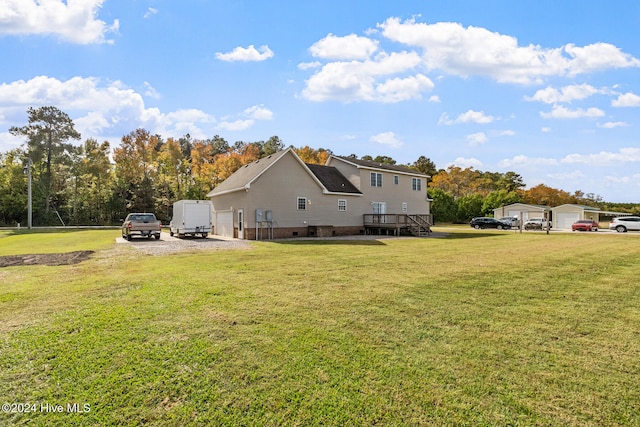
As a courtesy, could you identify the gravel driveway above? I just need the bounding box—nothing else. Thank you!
[116,232,253,255]
[116,230,450,255]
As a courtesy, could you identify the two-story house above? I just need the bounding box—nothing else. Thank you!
[206,148,431,239]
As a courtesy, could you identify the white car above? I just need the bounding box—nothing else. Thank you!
[609,216,640,232]
[523,218,552,230]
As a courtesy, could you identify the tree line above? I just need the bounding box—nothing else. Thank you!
[428,167,640,223]
[1,106,637,227]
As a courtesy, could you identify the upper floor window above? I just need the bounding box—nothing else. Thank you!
[338,199,347,211]
[370,172,382,187]
[297,197,307,210]
[412,178,422,191]
[394,175,399,185]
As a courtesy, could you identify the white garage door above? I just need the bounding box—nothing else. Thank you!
[556,212,579,230]
[215,211,234,237]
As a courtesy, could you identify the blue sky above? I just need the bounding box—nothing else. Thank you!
[1,1,639,202]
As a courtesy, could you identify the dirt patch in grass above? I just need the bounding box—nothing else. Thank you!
[0,250,94,267]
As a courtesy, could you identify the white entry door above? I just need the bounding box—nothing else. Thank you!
[237,209,244,239]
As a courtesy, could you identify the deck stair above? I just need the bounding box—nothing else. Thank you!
[407,214,431,237]
[363,214,432,237]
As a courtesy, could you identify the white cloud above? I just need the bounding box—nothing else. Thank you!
[598,121,628,129]
[243,105,274,120]
[496,130,515,137]
[498,155,558,168]
[564,43,640,75]
[0,131,24,149]
[0,75,218,143]
[144,8,158,19]
[525,84,602,104]
[309,33,379,60]
[428,95,440,103]
[216,105,273,132]
[561,148,640,165]
[449,157,483,169]
[540,105,605,119]
[301,51,433,103]
[466,132,488,146]
[298,62,322,70]
[377,17,640,84]
[0,0,118,44]
[217,119,254,131]
[143,82,160,99]
[604,173,640,184]
[370,132,403,148]
[74,111,110,134]
[439,110,494,125]
[144,109,217,137]
[612,92,640,107]
[374,74,434,102]
[215,45,274,62]
[300,17,640,105]
[548,170,585,180]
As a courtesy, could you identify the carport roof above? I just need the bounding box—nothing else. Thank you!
[552,204,633,217]
[498,203,551,211]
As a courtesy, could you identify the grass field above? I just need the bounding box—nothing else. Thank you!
[1,228,639,426]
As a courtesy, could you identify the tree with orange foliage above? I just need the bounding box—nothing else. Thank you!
[430,166,482,199]
[294,146,332,165]
[521,184,575,206]
[113,128,161,212]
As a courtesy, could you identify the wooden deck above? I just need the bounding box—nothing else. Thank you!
[363,214,433,237]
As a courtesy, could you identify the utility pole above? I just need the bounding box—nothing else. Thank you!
[24,158,32,229]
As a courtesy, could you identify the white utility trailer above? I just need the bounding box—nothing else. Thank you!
[169,200,212,238]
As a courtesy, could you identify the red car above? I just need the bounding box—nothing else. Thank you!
[571,220,599,232]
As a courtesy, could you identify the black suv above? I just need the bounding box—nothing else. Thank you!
[470,217,511,230]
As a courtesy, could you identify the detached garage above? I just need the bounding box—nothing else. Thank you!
[552,204,601,230]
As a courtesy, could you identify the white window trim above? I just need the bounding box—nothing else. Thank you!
[297,197,307,210]
[338,199,347,212]
[370,172,383,187]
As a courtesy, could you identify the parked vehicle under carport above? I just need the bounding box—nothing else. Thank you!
[571,219,599,232]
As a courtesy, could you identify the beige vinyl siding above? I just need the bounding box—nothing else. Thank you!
[358,170,428,214]
[329,161,361,189]
[210,151,431,238]
[210,190,248,234]
[327,157,429,215]
[243,152,362,228]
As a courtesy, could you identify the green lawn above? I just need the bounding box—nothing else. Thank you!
[1,229,639,426]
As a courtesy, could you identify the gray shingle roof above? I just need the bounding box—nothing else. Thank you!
[332,156,428,176]
[305,163,362,194]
